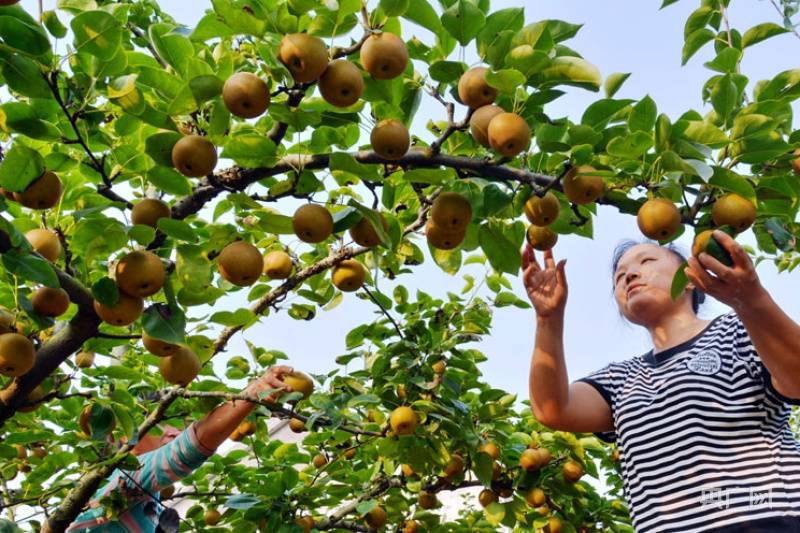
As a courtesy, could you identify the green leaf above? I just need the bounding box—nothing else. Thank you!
[484,69,526,93]
[441,0,486,46]
[604,72,630,98]
[478,221,522,275]
[0,103,59,140]
[628,95,657,133]
[146,167,192,196]
[0,51,52,99]
[70,10,122,60]
[581,99,634,128]
[682,28,714,65]
[710,74,738,122]
[428,60,466,83]
[742,22,789,48]
[537,56,601,91]
[211,308,256,327]
[142,303,186,345]
[606,131,653,158]
[476,8,524,60]
[91,277,119,308]
[2,250,58,288]
[0,7,51,56]
[403,0,443,34]
[221,134,278,168]
[145,132,182,167]
[189,75,224,104]
[157,218,198,243]
[380,0,410,16]
[347,199,391,248]
[679,120,729,147]
[149,23,194,77]
[42,10,67,38]
[0,144,45,192]
[259,212,294,234]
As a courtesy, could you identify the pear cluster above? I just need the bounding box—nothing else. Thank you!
[524,190,561,251]
[426,192,472,250]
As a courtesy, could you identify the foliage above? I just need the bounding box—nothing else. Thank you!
[0,0,798,532]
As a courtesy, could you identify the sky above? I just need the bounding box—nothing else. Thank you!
[17,0,800,439]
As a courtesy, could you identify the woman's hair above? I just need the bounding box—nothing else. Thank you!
[610,238,706,314]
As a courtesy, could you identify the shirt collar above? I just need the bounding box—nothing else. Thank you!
[644,314,724,366]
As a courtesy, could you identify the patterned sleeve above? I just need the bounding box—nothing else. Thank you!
[728,310,800,406]
[575,362,626,443]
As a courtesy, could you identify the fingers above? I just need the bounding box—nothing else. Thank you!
[685,257,715,292]
[713,230,753,270]
[543,249,556,270]
[521,244,535,269]
[555,259,567,287]
[696,252,731,281]
[270,365,294,377]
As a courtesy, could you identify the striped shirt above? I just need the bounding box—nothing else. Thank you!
[577,311,800,533]
[67,423,214,533]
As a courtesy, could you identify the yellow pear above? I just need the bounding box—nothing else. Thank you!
[444,454,464,478]
[312,453,327,468]
[218,241,263,287]
[525,487,546,507]
[171,135,217,177]
[203,509,222,526]
[431,192,472,231]
[349,212,388,248]
[75,351,94,368]
[478,489,498,508]
[711,193,756,232]
[115,250,166,297]
[792,148,800,175]
[487,112,530,157]
[524,191,560,226]
[691,229,715,258]
[295,516,315,533]
[425,220,465,250]
[364,506,387,528]
[131,199,170,228]
[0,307,13,335]
[331,259,366,292]
[289,418,306,433]
[31,287,70,317]
[562,165,604,205]
[418,491,437,509]
[479,442,500,460]
[360,32,408,80]
[263,250,293,279]
[389,405,417,435]
[403,520,419,533]
[520,448,541,471]
[25,228,61,262]
[470,104,504,148]
[319,60,363,107]
[14,170,62,210]
[292,204,333,243]
[371,119,409,160]
[159,346,200,386]
[0,333,35,377]
[222,72,270,118]
[546,517,562,533]
[526,225,558,251]
[279,33,329,83]
[637,198,682,241]
[458,66,497,108]
[562,460,584,483]
[142,331,180,357]
[283,371,314,399]
[93,293,144,326]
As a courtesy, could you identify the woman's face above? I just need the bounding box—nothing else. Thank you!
[613,243,692,324]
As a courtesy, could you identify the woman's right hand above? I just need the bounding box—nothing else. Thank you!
[521,245,568,318]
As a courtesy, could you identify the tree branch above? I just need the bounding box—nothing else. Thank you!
[313,477,404,531]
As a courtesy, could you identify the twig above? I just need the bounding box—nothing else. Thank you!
[362,286,403,339]
[769,0,800,39]
[426,85,474,155]
[95,332,142,340]
[127,24,169,69]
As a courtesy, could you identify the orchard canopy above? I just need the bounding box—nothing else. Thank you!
[0,0,798,532]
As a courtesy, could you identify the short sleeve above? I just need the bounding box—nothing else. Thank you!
[728,310,800,406]
[575,362,624,443]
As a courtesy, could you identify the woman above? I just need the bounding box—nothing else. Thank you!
[524,229,800,533]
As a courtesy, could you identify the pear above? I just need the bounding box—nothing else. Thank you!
[526,225,558,251]
[292,204,333,243]
[295,516,315,533]
[131,198,170,228]
[418,491,437,509]
[711,193,756,232]
[319,60,363,107]
[389,405,417,435]
[238,420,256,436]
[115,250,166,297]
[218,241,263,287]
[562,165,604,205]
[93,293,144,326]
[432,360,446,374]
[14,170,62,210]
[431,192,472,231]
[364,506,387,529]
[478,489,498,508]
[171,135,217,177]
[524,191,560,226]
[283,371,314,399]
[159,346,200,386]
[479,442,500,460]
[0,333,35,377]
[289,418,306,433]
[204,509,222,526]
[349,212,388,247]
[470,104,504,147]
[371,119,410,160]
[31,287,70,317]
[792,148,800,175]
[487,112,530,157]
[75,351,94,368]
[331,259,366,292]
[312,453,328,468]
[0,307,13,335]
[403,520,419,533]
[525,487,546,507]
[360,32,408,80]
[444,454,464,478]
[425,220,465,250]
[263,250,293,279]
[546,517,562,533]
[79,404,116,438]
[223,72,270,118]
[25,228,61,262]
[562,460,584,483]
[519,448,541,471]
[279,33,329,83]
[457,66,497,108]
[142,331,180,357]
[637,198,681,240]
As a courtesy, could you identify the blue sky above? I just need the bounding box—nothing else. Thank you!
[20,0,800,411]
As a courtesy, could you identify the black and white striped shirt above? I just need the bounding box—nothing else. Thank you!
[578,311,800,532]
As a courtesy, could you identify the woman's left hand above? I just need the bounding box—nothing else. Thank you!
[684,229,767,311]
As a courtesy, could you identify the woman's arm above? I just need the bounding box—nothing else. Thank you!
[194,365,294,451]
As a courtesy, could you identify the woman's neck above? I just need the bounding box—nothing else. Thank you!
[646,311,711,354]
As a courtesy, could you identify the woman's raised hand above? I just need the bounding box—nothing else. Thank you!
[521,245,568,318]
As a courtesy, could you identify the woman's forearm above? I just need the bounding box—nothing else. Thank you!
[194,397,256,451]
[529,313,570,425]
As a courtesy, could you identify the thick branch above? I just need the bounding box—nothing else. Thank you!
[41,390,180,533]
[314,477,404,531]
